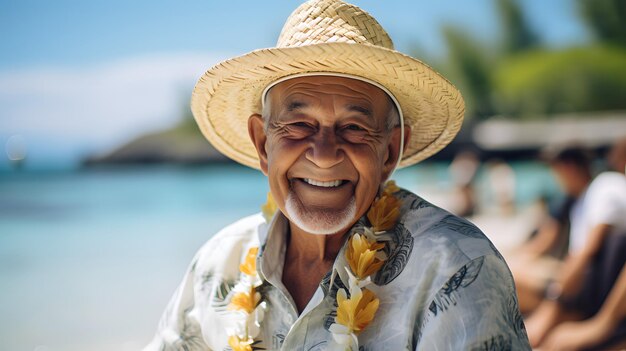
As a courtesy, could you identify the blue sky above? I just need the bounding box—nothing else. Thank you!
[0,0,589,169]
[1,0,588,68]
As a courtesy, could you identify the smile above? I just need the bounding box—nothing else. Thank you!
[302,178,346,188]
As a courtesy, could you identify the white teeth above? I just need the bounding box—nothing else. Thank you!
[303,178,343,188]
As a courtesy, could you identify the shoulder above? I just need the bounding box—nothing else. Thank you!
[420,253,529,349]
[587,172,626,198]
[584,172,626,227]
[191,213,265,281]
[585,172,626,211]
[378,188,511,295]
[591,171,626,185]
[395,189,502,263]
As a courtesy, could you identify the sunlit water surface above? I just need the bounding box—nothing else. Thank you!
[0,162,556,351]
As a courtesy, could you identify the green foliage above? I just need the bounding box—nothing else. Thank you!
[496,0,540,54]
[440,26,495,119]
[492,45,626,117]
[438,0,626,120]
[438,0,540,120]
[579,0,626,46]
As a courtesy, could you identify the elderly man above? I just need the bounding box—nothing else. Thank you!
[145,1,530,350]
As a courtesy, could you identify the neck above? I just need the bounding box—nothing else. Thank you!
[574,178,591,197]
[286,222,348,264]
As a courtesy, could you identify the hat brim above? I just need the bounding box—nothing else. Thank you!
[191,42,465,170]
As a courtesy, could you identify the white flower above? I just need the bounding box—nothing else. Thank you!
[362,227,377,241]
[242,271,263,288]
[231,279,252,294]
[328,323,358,351]
[247,301,267,338]
[255,301,267,324]
[225,317,247,339]
[345,266,371,291]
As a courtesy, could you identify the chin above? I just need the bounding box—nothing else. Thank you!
[284,191,356,235]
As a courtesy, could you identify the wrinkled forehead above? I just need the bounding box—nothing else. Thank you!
[263,74,394,113]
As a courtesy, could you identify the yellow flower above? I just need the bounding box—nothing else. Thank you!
[239,247,259,276]
[261,191,278,222]
[346,233,385,279]
[228,286,260,314]
[228,335,254,351]
[383,180,400,195]
[336,287,380,334]
[367,194,400,232]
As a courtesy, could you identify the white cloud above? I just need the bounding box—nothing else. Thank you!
[0,52,233,167]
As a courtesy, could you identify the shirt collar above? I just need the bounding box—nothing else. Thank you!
[256,209,372,296]
[257,211,289,285]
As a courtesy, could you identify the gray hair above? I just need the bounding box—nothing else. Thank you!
[262,91,400,131]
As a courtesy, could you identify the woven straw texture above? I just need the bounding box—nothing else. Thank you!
[191,0,465,169]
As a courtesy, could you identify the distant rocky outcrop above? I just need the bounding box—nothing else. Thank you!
[82,118,230,166]
[83,110,625,167]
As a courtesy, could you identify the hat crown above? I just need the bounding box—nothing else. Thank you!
[277,0,394,49]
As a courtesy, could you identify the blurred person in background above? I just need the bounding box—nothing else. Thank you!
[509,146,593,315]
[526,138,626,351]
[448,150,480,217]
[607,137,626,174]
[484,159,517,216]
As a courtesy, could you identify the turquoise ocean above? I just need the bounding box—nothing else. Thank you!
[0,162,556,351]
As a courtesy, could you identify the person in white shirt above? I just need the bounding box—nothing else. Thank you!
[510,146,592,314]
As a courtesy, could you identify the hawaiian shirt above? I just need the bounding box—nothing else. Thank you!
[144,189,531,350]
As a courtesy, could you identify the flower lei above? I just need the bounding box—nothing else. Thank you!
[226,181,401,351]
[225,243,266,350]
[328,180,400,350]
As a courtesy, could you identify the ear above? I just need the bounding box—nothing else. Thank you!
[248,113,269,175]
[382,125,411,180]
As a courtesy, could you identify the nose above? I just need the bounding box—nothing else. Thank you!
[305,128,344,169]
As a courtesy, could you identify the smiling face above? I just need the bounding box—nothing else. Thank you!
[248,75,404,235]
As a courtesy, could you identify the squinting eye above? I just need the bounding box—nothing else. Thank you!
[344,124,365,131]
[285,122,315,136]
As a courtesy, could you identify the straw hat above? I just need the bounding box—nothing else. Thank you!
[191,0,465,169]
